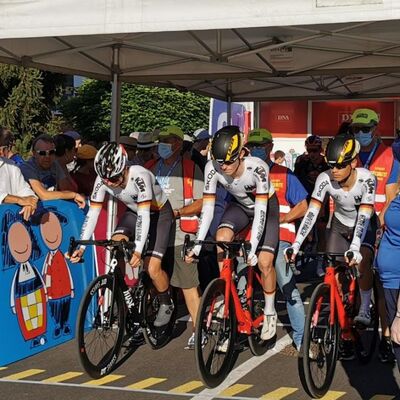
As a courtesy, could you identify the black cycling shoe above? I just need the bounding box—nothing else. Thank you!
[338,339,356,361]
[378,337,395,363]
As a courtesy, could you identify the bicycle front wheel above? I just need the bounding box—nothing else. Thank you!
[77,275,125,378]
[195,278,237,388]
[302,283,339,399]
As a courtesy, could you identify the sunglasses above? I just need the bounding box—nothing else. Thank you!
[216,158,238,166]
[351,126,372,134]
[36,149,56,156]
[327,161,351,170]
[103,174,123,184]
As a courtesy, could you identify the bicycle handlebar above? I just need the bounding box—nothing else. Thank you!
[68,237,135,259]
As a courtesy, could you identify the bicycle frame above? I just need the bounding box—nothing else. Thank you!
[220,255,263,335]
[320,262,357,341]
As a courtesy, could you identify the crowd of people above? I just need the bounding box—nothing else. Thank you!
[2,107,400,371]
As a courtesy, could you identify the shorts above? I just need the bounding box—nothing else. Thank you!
[113,201,175,260]
[217,193,279,255]
[326,214,379,255]
[163,244,200,289]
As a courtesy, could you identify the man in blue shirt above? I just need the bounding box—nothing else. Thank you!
[247,128,308,351]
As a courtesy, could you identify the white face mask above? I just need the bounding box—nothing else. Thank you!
[158,143,173,159]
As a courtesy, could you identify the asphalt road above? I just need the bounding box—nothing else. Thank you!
[1,264,400,400]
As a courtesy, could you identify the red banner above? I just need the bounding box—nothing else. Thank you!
[312,101,395,137]
[260,101,308,137]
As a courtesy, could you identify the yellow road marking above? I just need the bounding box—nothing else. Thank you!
[43,372,83,383]
[2,369,45,380]
[169,380,203,393]
[84,374,125,385]
[126,377,167,389]
[370,396,396,400]
[260,387,298,399]
[221,384,253,396]
[0,368,7,371]
[320,391,346,400]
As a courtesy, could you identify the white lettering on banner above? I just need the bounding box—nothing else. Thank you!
[277,115,290,121]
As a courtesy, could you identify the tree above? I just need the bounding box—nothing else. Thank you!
[0,64,65,155]
[61,79,210,142]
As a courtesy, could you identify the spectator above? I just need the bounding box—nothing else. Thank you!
[191,128,210,170]
[182,133,194,159]
[71,144,98,196]
[119,135,137,161]
[0,136,38,220]
[20,134,85,208]
[0,128,24,166]
[133,131,158,166]
[146,125,204,349]
[54,134,78,191]
[274,150,285,166]
[63,130,81,148]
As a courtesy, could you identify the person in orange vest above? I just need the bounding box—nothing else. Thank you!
[350,108,397,363]
[247,128,308,351]
[146,125,204,350]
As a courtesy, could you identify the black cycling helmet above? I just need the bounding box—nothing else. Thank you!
[325,134,360,166]
[94,142,127,179]
[211,125,243,164]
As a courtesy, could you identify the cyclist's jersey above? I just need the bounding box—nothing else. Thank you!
[293,167,376,253]
[80,165,168,255]
[195,156,275,255]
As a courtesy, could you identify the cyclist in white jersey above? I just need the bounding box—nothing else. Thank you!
[67,142,175,326]
[186,126,280,341]
[285,134,377,330]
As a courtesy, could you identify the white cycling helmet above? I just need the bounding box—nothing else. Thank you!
[94,142,127,179]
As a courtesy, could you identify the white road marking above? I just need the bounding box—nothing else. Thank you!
[191,334,292,400]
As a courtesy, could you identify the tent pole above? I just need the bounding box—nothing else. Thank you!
[106,46,121,270]
[227,80,232,125]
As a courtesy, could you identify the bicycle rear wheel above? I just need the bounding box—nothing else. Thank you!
[302,283,339,399]
[77,275,125,378]
[248,272,269,356]
[195,278,237,388]
[353,284,379,364]
[142,282,177,350]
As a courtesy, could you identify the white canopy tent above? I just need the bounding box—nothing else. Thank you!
[1,0,400,235]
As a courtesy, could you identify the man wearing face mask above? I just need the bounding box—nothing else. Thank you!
[146,125,204,350]
[247,128,308,351]
[350,108,398,363]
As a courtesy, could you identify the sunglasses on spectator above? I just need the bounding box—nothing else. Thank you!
[351,126,373,133]
[36,149,56,156]
[327,161,351,170]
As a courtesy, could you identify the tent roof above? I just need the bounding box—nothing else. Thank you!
[1,1,400,101]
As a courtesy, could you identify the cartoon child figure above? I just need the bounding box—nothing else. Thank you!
[40,210,74,338]
[7,218,47,347]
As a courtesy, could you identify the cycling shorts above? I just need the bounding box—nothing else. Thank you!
[326,214,379,255]
[218,193,279,255]
[113,201,175,259]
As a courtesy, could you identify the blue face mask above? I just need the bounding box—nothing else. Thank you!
[158,143,173,159]
[250,147,267,161]
[354,131,373,147]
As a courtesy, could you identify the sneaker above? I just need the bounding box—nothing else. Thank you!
[154,303,174,327]
[378,337,395,363]
[217,338,229,353]
[354,310,371,328]
[127,326,145,347]
[338,339,356,361]
[261,313,277,341]
[185,332,196,350]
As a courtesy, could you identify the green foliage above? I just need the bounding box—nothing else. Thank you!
[0,64,65,156]
[61,80,210,142]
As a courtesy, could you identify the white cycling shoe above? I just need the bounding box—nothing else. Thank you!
[261,313,277,341]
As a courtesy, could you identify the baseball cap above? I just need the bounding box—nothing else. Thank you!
[137,131,157,149]
[119,136,137,148]
[77,144,97,160]
[64,130,81,141]
[129,132,140,140]
[158,125,184,141]
[247,128,273,145]
[193,128,211,141]
[351,108,379,126]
